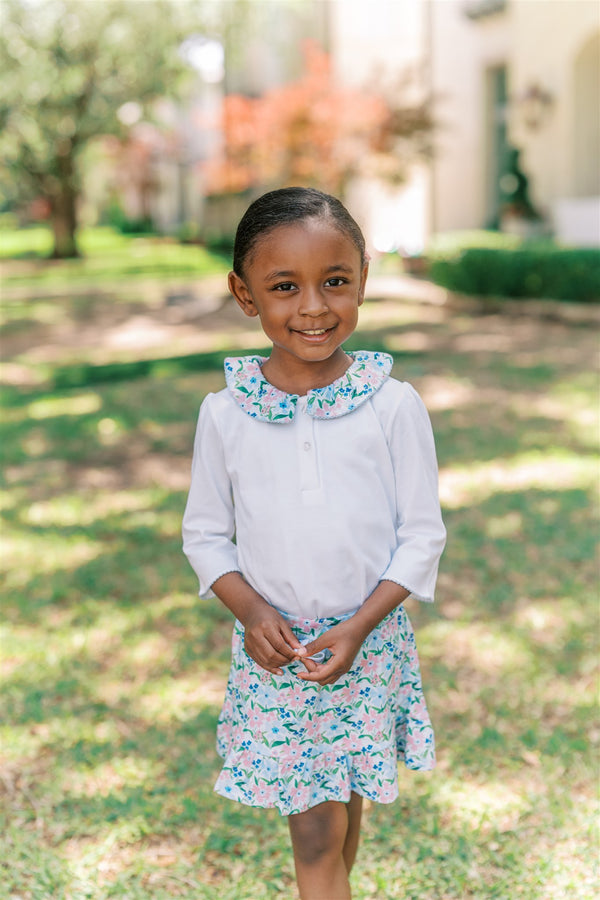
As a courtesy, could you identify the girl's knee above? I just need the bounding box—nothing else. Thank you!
[288,801,348,866]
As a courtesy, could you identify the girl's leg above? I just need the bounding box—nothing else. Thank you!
[342,792,363,872]
[288,794,362,900]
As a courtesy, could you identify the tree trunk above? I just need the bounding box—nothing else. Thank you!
[49,150,81,258]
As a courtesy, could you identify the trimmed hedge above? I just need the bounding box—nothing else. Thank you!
[428,246,600,302]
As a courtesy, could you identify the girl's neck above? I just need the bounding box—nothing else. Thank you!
[261,348,353,396]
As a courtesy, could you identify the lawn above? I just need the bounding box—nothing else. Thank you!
[0,225,230,282]
[1,255,598,898]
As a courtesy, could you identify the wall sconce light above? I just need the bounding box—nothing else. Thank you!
[512,82,554,131]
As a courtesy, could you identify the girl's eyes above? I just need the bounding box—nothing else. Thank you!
[271,277,348,292]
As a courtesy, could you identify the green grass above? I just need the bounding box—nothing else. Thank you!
[1,292,598,898]
[0,226,230,369]
[0,225,229,286]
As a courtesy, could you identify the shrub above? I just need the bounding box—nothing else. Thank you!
[428,244,600,302]
[202,230,235,259]
[105,199,156,236]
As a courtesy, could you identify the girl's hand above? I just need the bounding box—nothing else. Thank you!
[297,620,366,686]
[241,605,307,676]
[210,573,312,677]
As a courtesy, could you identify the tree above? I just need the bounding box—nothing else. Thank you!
[205,41,434,199]
[0,0,206,257]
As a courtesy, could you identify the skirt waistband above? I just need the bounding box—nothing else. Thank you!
[272,604,360,630]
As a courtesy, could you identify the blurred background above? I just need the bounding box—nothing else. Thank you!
[2,0,599,258]
[1,1,599,899]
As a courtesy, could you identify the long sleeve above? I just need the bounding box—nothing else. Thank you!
[380,384,446,602]
[182,394,240,597]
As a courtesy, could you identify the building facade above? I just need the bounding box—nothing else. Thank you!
[329,0,600,250]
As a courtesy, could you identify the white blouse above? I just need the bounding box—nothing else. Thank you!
[182,352,446,619]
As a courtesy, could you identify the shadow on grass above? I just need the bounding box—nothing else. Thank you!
[2,316,598,898]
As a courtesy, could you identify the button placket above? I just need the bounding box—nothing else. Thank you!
[297,401,320,491]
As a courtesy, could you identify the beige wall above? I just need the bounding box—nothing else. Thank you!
[430,0,511,232]
[329,0,514,244]
[329,0,430,252]
[329,0,425,86]
[329,0,600,245]
[509,0,600,218]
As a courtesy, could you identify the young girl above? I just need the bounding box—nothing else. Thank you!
[183,187,446,900]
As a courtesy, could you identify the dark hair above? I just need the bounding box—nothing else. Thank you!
[232,186,366,277]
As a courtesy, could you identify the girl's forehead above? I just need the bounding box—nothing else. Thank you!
[251,218,361,265]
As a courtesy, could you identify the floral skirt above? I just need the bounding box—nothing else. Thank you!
[215,604,435,816]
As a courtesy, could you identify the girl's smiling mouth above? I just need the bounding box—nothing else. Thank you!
[292,326,336,338]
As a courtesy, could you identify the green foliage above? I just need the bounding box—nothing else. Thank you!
[105,200,156,236]
[0,0,206,255]
[202,230,237,258]
[426,229,523,255]
[428,243,600,302]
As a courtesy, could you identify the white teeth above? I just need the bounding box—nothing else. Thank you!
[300,329,328,335]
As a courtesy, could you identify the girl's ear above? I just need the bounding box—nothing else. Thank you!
[228,271,259,317]
[357,259,369,307]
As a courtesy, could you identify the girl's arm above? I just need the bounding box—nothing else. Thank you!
[183,398,310,676]
[211,572,308,676]
[183,396,241,596]
[378,383,447,602]
[347,579,410,638]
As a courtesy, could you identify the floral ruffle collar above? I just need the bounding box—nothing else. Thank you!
[224,351,393,422]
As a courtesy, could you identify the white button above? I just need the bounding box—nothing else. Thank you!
[303,442,311,451]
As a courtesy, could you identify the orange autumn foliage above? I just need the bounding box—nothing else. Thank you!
[205,42,397,196]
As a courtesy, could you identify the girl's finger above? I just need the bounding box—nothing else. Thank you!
[249,653,284,677]
[297,657,339,683]
[301,635,329,657]
[267,631,302,662]
[299,656,318,673]
[248,635,291,670]
[278,623,307,656]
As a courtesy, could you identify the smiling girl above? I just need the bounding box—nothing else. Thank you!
[183,187,446,899]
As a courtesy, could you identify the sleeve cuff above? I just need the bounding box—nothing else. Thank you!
[199,568,242,600]
[380,559,439,604]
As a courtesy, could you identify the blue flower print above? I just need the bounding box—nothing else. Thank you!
[215,604,435,816]
[223,352,392,422]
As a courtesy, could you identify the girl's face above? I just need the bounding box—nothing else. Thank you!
[228,217,368,377]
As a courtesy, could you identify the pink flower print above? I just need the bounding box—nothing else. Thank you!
[289,684,306,707]
[238,671,251,690]
[381,785,396,801]
[215,599,436,814]
[414,701,428,718]
[303,719,320,741]
[346,682,362,702]
[225,352,392,423]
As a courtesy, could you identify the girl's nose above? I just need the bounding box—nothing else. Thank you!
[298,288,328,316]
